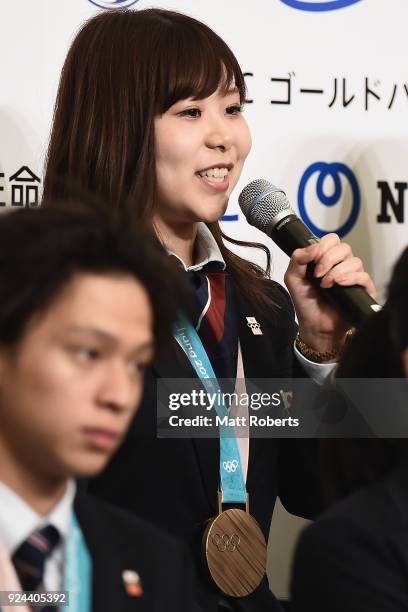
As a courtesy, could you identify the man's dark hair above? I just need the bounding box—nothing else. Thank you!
[0,203,187,349]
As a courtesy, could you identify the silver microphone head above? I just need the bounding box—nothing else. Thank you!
[238,179,296,232]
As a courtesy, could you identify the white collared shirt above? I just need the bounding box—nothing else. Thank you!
[167,222,226,272]
[0,479,76,591]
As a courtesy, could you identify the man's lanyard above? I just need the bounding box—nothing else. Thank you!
[64,514,92,612]
[174,315,247,505]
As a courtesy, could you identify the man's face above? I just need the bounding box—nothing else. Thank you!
[0,273,153,480]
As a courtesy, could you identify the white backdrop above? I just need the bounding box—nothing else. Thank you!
[1,0,407,300]
[1,0,407,597]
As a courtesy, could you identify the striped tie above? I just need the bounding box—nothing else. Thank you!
[12,525,60,594]
[187,265,239,381]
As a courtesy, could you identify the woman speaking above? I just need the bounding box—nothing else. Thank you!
[43,9,375,611]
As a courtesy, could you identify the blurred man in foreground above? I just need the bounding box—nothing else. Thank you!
[0,204,193,611]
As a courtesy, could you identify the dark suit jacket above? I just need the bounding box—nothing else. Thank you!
[74,492,194,612]
[89,281,323,611]
[290,459,408,612]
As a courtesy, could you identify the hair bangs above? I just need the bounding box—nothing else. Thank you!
[155,19,246,113]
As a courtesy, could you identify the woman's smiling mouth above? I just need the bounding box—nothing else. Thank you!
[196,164,232,191]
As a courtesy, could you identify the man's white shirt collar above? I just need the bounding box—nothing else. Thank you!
[0,478,76,554]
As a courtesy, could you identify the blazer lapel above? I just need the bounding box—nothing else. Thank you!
[236,300,284,501]
[238,309,276,378]
[74,495,145,612]
[154,337,219,514]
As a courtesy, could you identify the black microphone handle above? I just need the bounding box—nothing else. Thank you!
[270,215,379,326]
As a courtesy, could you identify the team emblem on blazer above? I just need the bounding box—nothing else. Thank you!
[122,569,143,597]
[246,316,263,336]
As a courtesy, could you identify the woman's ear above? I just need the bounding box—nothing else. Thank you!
[402,348,408,378]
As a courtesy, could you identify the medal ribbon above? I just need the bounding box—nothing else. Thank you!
[64,514,92,612]
[174,315,247,505]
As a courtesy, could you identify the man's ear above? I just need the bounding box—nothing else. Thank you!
[403,348,408,378]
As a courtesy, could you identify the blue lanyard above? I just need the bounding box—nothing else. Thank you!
[174,315,247,505]
[64,514,92,612]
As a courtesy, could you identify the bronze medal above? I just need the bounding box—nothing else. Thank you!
[202,495,267,597]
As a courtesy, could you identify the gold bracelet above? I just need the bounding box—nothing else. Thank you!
[295,329,355,364]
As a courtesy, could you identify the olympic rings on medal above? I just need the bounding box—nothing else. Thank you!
[212,533,241,552]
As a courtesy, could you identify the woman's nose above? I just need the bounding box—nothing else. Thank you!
[205,116,233,152]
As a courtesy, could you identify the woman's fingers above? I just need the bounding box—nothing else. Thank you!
[286,233,376,298]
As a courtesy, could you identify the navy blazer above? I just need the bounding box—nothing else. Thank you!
[89,281,323,611]
[290,458,408,612]
[75,492,194,612]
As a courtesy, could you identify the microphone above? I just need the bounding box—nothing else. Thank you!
[238,179,381,325]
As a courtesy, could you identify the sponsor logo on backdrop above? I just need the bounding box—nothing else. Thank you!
[280,0,363,12]
[88,0,139,9]
[377,181,407,224]
[0,166,41,208]
[298,162,360,238]
[246,72,406,111]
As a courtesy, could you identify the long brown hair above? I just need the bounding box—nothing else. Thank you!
[43,8,276,309]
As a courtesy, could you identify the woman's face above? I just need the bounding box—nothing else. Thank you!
[154,87,252,226]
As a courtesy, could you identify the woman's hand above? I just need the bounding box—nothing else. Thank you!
[284,233,376,354]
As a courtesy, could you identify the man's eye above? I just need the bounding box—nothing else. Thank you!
[178,108,202,118]
[128,361,149,376]
[76,347,100,360]
[226,104,244,115]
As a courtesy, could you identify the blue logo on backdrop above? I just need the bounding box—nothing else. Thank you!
[280,0,362,12]
[298,162,360,238]
[88,0,140,9]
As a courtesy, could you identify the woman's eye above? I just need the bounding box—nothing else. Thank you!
[226,104,244,115]
[178,108,202,118]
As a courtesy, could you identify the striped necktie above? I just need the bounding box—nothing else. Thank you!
[12,525,60,594]
[187,263,239,382]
